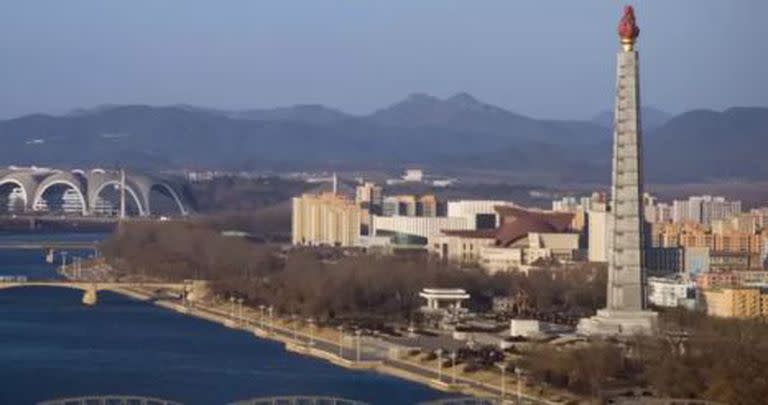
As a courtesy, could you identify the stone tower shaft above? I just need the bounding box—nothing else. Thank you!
[607,49,646,312]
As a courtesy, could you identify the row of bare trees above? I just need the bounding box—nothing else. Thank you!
[518,309,768,404]
[101,222,606,322]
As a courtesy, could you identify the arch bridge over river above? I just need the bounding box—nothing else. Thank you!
[0,280,190,305]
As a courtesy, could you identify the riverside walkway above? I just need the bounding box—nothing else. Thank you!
[1,279,560,404]
[176,298,558,405]
[0,240,99,250]
[0,280,185,292]
[0,271,565,403]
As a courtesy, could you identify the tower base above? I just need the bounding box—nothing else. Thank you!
[577,309,658,337]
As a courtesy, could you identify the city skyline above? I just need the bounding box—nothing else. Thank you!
[1,3,767,404]
[1,1,767,120]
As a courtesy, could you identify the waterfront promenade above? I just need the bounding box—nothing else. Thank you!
[110,284,571,405]
[39,258,574,404]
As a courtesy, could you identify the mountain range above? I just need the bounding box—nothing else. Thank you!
[1,93,766,184]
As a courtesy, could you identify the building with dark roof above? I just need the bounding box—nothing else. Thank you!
[429,206,581,273]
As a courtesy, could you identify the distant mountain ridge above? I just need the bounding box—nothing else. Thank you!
[645,107,768,181]
[2,94,766,183]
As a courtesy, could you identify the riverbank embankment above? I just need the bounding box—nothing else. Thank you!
[108,285,570,405]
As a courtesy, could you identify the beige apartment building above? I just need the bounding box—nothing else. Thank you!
[588,202,609,262]
[292,192,362,247]
[703,288,768,319]
[429,230,497,263]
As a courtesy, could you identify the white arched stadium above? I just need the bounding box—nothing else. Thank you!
[0,167,190,217]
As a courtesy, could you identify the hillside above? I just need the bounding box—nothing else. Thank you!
[0,95,765,183]
[645,107,768,181]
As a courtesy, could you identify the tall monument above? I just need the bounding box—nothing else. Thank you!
[578,6,658,336]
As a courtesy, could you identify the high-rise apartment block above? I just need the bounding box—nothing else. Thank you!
[382,195,417,217]
[355,182,383,214]
[588,199,609,263]
[382,194,441,217]
[703,288,768,319]
[292,192,362,247]
[672,195,741,225]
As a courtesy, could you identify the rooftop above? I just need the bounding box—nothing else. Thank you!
[442,206,575,246]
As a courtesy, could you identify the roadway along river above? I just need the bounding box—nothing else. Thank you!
[0,232,447,405]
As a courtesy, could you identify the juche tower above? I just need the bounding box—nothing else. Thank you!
[578,6,658,336]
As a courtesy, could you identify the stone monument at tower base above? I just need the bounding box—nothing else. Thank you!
[577,309,658,337]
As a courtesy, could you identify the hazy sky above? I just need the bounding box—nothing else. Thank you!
[1,1,766,120]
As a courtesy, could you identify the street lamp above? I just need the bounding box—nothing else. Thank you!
[308,318,315,347]
[61,251,69,274]
[515,366,523,405]
[435,349,443,383]
[258,305,266,329]
[450,351,458,385]
[355,330,362,362]
[497,363,507,403]
[292,314,299,341]
[237,298,244,326]
[337,325,344,358]
[268,306,274,335]
[229,296,235,319]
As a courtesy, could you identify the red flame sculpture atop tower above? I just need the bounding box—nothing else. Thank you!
[617,5,639,50]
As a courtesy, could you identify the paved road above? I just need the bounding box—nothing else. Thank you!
[180,300,555,405]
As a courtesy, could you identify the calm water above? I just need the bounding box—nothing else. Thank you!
[0,232,446,404]
[0,231,106,280]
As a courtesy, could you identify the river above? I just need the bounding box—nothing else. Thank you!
[0,232,447,404]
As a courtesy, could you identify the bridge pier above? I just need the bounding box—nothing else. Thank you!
[82,285,97,306]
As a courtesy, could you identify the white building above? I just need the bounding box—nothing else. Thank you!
[647,277,697,308]
[446,200,516,229]
[552,196,579,212]
[672,195,741,225]
[552,192,606,213]
[402,169,424,182]
[431,206,579,272]
[371,215,471,245]
[419,288,470,313]
[479,232,580,273]
[430,230,497,263]
[479,246,525,273]
[431,230,580,274]
[643,193,670,224]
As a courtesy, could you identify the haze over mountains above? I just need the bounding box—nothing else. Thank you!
[1,93,766,184]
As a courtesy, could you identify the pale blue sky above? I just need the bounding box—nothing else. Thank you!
[0,1,765,119]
